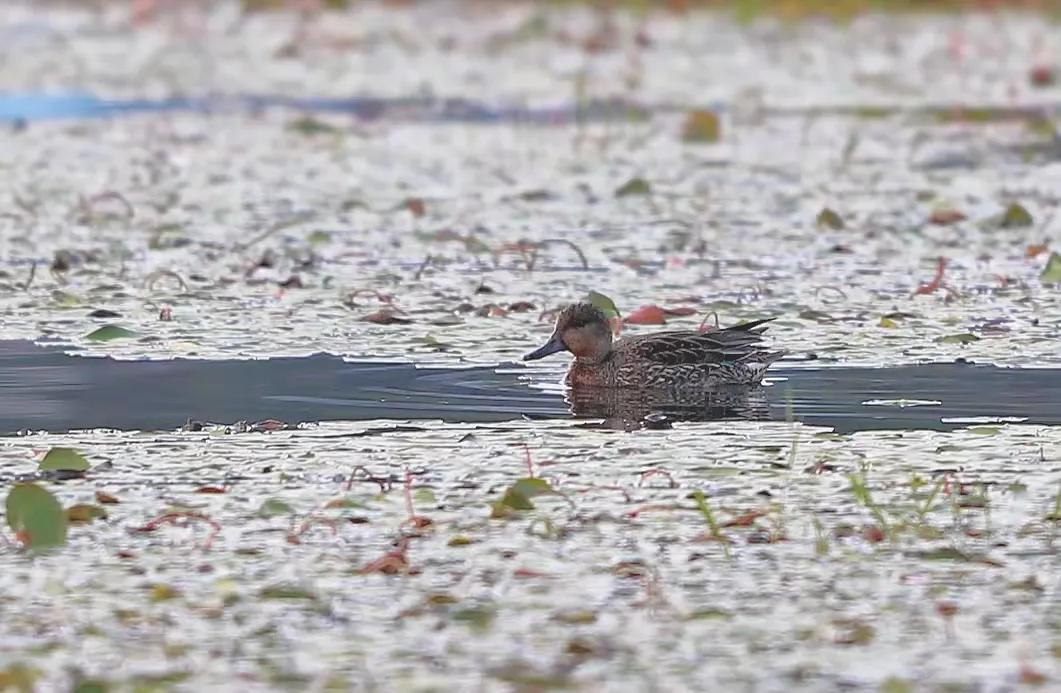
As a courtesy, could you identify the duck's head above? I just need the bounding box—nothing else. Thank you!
[523,302,613,363]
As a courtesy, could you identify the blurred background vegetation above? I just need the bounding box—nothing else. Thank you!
[57,0,1061,18]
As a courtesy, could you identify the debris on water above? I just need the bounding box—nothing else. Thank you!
[681,109,721,143]
[614,177,651,197]
[642,412,672,429]
[815,207,845,230]
[861,399,942,408]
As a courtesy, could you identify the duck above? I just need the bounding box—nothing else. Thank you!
[523,302,784,389]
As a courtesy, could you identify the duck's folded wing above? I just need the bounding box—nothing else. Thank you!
[627,329,769,366]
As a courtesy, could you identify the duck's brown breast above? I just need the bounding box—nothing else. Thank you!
[566,362,610,387]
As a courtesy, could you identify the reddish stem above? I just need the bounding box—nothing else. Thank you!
[286,515,339,544]
[913,257,947,296]
[400,469,432,530]
[638,468,677,488]
[624,503,681,518]
[698,310,720,333]
[134,512,220,550]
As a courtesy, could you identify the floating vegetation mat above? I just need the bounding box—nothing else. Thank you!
[0,420,1058,689]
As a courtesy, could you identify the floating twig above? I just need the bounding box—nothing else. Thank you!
[414,254,435,281]
[527,238,590,271]
[83,191,135,220]
[237,211,315,251]
[341,288,395,308]
[814,286,848,303]
[524,443,535,478]
[20,261,36,292]
[144,269,188,293]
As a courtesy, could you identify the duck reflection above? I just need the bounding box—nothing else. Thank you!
[566,385,772,431]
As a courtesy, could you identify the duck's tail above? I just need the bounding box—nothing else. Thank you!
[741,350,787,384]
[726,317,776,335]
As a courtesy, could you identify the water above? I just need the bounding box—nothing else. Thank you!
[4,340,1058,434]
[0,90,654,125]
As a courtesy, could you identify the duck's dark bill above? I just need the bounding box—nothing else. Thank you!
[523,336,566,361]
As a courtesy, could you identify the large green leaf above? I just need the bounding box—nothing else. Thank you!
[614,177,651,197]
[6,484,67,550]
[490,477,554,518]
[584,291,621,319]
[85,325,137,342]
[39,447,89,472]
[999,202,1033,228]
[1041,252,1061,283]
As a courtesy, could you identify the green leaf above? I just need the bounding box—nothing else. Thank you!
[816,207,845,230]
[66,504,107,524]
[1041,252,1061,283]
[614,177,651,198]
[307,230,332,245]
[681,109,721,143]
[491,477,553,517]
[935,333,980,345]
[287,116,339,136]
[51,290,82,307]
[880,677,914,693]
[911,547,975,561]
[6,483,67,550]
[584,290,621,319]
[71,680,110,693]
[39,447,89,472]
[413,488,437,505]
[256,499,294,518]
[260,584,318,600]
[451,603,496,630]
[692,490,722,537]
[85,325,137,342]
[999,202,1034,228]
[799,309,834,323]
[149,584,180,602]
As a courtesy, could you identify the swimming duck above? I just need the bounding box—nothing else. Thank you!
[523,302,784,389]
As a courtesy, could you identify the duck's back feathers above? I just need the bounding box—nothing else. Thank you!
[625,318,777,366]
[590,318,784,388]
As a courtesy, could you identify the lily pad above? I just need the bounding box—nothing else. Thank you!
[935,333,980,344]
[999,202,1034,228]
[6,483,67,550]
[287,116,339,136]
[1040,252,1061,283]
[256,499,295,518]
[491,477,554,518]
[816,208,845,230]
[614,177,651,198]
[86,325,137,342]
[39,447,89,472]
